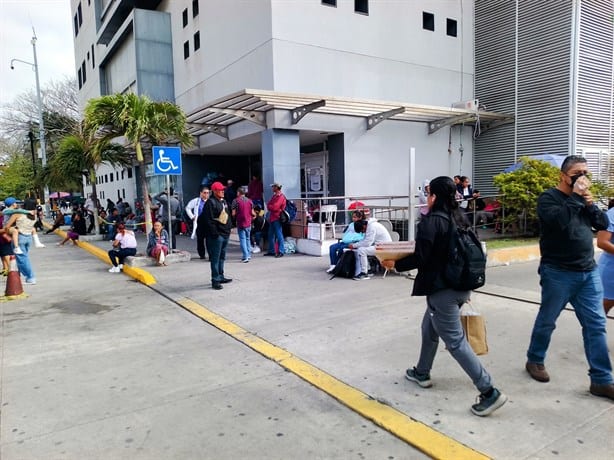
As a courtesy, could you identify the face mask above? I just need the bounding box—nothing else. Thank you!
[570,173,584,187]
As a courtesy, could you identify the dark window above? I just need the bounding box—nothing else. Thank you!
[122,188,126,199]
[110,173,114,182]
[422,12,434,31]
[74,14,79,36]
[105,174,108,183]
[192,0,199,17]
[81,61,86,84]
[127,168,133,179]
[182,8,188,27]
[354,0,368,14]
[116,172,119,180]
[446,18,457,37]
[183,41,190,59]
[77,68,82,89]
[121,170,124,180]
[87,51,90,61]
[91,44,95,68]
[322,0,336,6]
[194,31,200,51]
[77,3,83,26]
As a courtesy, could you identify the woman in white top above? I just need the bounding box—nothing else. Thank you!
[108,223,137,273]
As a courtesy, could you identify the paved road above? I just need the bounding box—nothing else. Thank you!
[1,230,612,459]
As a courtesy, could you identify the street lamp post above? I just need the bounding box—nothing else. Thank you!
[10,29,49,210]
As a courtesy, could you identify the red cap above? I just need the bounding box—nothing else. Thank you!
[210,182,225,191]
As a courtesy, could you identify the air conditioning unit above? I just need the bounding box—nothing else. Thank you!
[452,99,480,111]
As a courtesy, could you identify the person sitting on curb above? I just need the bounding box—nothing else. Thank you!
[326,210,366,273]
[348,218,392,280]
[107,223,137,273]
[57,211,87,246]
[147,221,170,266]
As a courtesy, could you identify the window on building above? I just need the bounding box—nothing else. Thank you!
[446,18,457,37]
[182,8,188,27]
[127,168,133,179]
[122,188,126,199]
[183,41,190,59]
[322,0,336,6]
[192,0,199,17]
[422,12,435,31]
[87,51,90,61]
[77,2,83,26]
[116,172,119,180]
[121,170,124,180]
[77,68,82,89]
[105,174,108,183]
[81,61,86,84]
[74,14,79,36]
[110,173,114,182]
[194,31,200,51]
[354,0,368,14]
[91,44,95,68]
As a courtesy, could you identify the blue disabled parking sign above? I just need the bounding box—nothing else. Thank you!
[153,146,182,175]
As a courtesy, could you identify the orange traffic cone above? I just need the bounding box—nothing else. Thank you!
[3,256,27,300]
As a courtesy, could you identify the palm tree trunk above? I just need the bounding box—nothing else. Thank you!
[90,173,100,235]
[137,161,153,234]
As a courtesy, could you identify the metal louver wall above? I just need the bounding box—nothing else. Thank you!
[474,0,516,194]
[576,0,614,186]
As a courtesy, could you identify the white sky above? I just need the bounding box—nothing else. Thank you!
[0,0,75,106]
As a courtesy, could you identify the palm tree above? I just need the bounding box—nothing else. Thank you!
[84,93,193,234]
[50,122,129,234]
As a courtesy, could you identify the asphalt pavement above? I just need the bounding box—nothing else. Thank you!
[0,229,612,459]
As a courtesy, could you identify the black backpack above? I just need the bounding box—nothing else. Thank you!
[432,212,486,290]
[329,250,356,279]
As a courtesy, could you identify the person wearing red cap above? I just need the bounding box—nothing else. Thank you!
[203,181,233,289]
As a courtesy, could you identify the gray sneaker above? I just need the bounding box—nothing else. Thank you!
[405,367,432,388]
[471,388,508,416]
[352,273,371,281]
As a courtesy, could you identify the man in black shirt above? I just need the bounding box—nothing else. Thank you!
[203,182,232,290]
[526,155,613,401]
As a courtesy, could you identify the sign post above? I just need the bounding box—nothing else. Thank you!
[152,146,182,251]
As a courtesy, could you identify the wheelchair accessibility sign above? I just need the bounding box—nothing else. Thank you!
[153,146,182,175]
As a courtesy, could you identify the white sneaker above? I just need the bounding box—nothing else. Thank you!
[118,264,124,270]
[34,242,46,248]
[251,245,261,254]
[13,247,23,255]
[326,264,336,273]
[108,266,120,273]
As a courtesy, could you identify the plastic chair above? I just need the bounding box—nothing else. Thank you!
[320,204,338,239]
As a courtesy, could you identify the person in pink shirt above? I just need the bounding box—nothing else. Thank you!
[231,187,255,262]
[266,182,286,258]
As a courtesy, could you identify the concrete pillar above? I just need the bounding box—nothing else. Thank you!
[261,129,300,201]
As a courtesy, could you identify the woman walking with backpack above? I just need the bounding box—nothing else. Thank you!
[381,176,507,417]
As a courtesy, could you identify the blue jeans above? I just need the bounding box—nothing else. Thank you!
[108,247,136,266]
[15,234,35,282]
[416,289,493,393]
[329,242,349,265]
[267,220,284,255]
[238,226,251,260]
[527,264,612,385]
[206,235,229,283]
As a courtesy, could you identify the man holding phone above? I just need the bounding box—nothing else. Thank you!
[525,155,613,400]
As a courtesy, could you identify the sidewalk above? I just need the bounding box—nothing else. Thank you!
[3,229,613,459]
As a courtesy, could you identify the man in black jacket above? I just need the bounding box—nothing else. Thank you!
[526,155,613,400]
[203,181,232,290]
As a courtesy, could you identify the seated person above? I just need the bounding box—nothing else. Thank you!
[476,197,501,227]
[147,221,170,266]
[348,218,392,280]
[108,223,137,273]
[45,212,66,234]
[326,210,366,273]
[58,211,87,246]
[251,204,266,253]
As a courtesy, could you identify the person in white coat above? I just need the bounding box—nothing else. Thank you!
[185,185,209,259]
[348,218,392,280]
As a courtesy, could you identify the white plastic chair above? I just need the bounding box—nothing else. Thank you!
[320,204,338,239]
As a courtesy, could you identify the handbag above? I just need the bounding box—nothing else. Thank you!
[215,208,229,225]
[460,301,488,355]
[279,209,290,224]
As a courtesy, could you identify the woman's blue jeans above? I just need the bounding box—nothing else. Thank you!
[15,234,35,281]
[267,220,285,255]
[329,242,349,265]
[527,264,612,384]
[417,288,493,393]
[238,226,251,260]
[206,234,229,283]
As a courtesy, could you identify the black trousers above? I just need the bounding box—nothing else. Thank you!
[196,224,207,259]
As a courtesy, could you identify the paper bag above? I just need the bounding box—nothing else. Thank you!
[460,302,488,355]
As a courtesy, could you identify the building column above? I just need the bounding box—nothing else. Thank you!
[261,129,300,201]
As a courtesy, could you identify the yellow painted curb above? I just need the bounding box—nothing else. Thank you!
[177,298,490,460]
[49,226,156,286]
